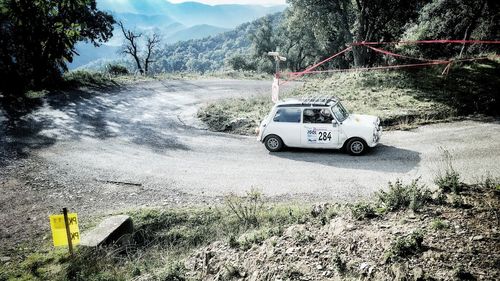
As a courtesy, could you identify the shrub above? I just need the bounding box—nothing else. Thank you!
[350,202,377,220]
[377,179,432,212]
[434,149,463,193]
[225,189,264,227]
[430,219,448,230]
[386,230,425,261]
[107,64,129,75]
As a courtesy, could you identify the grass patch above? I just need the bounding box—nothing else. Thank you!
[61,70,119,90]
[198,61,500,135]
[0,196,309,281]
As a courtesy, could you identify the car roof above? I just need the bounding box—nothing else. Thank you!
[275,96,339,108]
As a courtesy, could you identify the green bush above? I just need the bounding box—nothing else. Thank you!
[350,202,377,220]
[107,64,129,76]
[386,230,425,261]
[377,179,432,212]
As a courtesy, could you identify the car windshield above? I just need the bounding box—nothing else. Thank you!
[331,102,349,122]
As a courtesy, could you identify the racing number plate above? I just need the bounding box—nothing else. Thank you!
[306,127,332,144]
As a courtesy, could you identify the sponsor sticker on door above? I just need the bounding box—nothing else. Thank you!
[306,127,332,144]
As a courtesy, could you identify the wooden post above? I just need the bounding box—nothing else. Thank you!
[63,208,74,256]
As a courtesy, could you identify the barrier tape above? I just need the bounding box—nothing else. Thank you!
[279,39,500,85]
[351,40,500,46]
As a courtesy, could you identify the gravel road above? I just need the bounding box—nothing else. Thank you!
[1,79,499,252]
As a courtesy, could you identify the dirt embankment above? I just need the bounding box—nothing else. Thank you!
[185,185,500,280]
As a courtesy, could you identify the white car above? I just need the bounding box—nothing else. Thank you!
[256,96,382,155]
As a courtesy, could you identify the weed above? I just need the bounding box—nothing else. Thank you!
[377,178,432,212]
[434,149,463,194]
[350,202,377,220]
[225,189,264,227]
[476,173,500,191]
[386,230,425,261]
[161,261,186,281]
[430,219,448,230]
[331,252,347,274]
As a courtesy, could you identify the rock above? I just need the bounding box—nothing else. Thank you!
[80,215,133,247]
[285,247,297,254]
[413,267,425,281]
[472,235,484,241]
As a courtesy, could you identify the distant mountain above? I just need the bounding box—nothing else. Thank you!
[97,0,286,28]
[165,24,230,43]
[71,0,286,69]
[77,13,284,72]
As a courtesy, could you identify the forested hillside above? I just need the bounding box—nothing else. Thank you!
[135,0,500,74]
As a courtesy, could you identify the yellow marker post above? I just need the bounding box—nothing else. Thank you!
[49,209,80,255]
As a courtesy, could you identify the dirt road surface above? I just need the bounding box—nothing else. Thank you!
[1,79,499,252]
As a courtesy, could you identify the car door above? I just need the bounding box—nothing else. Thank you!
[301,107,340,148]
[265,107,302,147]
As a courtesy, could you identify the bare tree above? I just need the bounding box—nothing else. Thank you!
[118,21,161,75]
[144,33,161,74]
[118,21,143,74]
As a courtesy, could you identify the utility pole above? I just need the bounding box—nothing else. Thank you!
[267,52,286,103]
[267,51,287,77]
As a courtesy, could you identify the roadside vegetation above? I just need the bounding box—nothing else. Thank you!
[1,152,499,280]
[198,59,500,135]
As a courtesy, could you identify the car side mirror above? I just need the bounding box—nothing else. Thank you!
[332,119,338,126]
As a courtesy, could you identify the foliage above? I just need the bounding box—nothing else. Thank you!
[225,189,264,227]
[386,230,425,261]
[402,0,500,59]
[62,70,118,89]
[106,64,129,76]
[0,0,115,96]
[434,148,463,194]
[377,178,432,212]
[430,219,449,230]
[350,202,377,220]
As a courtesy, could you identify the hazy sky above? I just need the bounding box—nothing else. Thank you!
[169,0,287,6]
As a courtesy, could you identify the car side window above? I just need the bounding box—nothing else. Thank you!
[273,108,301,123]
[303,108,334,124]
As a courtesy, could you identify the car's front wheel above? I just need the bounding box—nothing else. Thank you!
[346,138,367,156]
[264,135,284,152]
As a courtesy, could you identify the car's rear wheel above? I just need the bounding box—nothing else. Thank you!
[264,135,284,152]
[346,138,367,156]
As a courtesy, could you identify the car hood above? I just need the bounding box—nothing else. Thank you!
[345,114,378,125]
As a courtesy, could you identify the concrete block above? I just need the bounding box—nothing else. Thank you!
[80,215,134,247]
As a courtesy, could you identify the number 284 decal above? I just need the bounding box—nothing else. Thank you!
[318,131,332,141]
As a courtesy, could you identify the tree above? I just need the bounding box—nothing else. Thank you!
[119,21,161,75]
[0,0,115,95]
[403,0,500,58]
[144,33,161,74]
[118,21,144,74]
[285,0,427,67]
